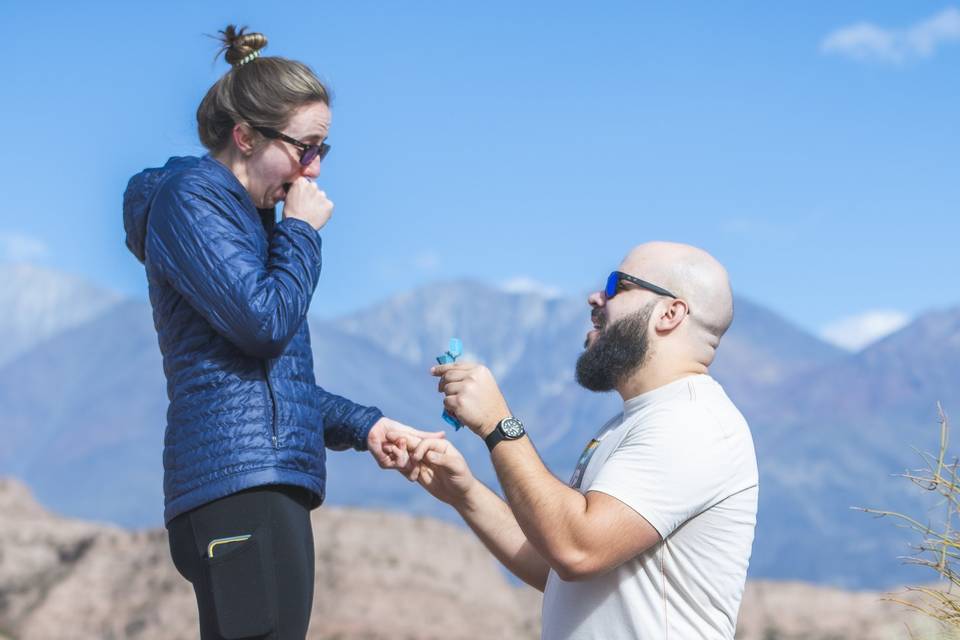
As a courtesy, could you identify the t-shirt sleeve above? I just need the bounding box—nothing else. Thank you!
[586,407,730,539]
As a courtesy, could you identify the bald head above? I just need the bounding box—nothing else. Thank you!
[620,242,734,347]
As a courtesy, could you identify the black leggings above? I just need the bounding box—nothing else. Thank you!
[167,485,315,640]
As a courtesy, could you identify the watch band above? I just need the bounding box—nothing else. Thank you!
[485,427,507,452]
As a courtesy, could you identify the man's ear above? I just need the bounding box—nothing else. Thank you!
[656,298,689,332]
[231,123,257,156]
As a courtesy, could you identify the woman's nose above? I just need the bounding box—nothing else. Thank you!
[300,158,321,179]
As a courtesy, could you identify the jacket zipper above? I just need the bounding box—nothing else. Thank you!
[263,359,279,449]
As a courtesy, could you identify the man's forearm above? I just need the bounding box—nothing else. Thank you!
[456,480,550,591]
[490,437,590,576]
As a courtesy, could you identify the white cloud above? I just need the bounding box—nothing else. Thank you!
[821,7,960,63]
[820,310,911,351]
[0,231,50,262]
[500,276,563,299]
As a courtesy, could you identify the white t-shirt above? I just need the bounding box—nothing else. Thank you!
[541,374,758,640]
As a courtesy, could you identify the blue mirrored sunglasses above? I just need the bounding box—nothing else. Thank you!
[605,271,678,300]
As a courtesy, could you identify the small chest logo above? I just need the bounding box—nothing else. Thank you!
[569,439,602,489]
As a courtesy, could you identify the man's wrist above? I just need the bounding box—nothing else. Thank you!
[478,412,512,439]
[453,478,484,514]
[484,415,527,453]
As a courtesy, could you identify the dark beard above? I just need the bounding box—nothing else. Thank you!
[575,303,655,392]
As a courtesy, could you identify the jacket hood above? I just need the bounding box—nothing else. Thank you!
[122,156,201,263]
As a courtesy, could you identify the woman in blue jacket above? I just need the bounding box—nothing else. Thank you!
[123,26,435,639]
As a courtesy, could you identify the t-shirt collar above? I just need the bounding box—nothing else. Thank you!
[622,374,711,417]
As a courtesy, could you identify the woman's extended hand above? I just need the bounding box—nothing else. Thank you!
[366,417,444,470]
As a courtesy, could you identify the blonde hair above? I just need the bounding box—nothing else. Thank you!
[196,25,331,152]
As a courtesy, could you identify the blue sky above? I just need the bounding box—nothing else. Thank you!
[1,1,957,350]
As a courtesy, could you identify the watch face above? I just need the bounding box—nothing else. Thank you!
[501,417,525,438]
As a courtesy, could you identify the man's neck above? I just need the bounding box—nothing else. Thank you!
[616,362,708,402]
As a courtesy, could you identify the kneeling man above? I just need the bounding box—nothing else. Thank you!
[389,242,758,640]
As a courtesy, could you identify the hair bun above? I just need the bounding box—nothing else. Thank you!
[218,24,268,67]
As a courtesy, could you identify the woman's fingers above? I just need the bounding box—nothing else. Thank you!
[412,438,448,464]
[381,441,409,468]
[395,424,446,440]
[384,429,421,449]
[385,423,446,447]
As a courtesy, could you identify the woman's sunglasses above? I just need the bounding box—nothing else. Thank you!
[253,126,330,167]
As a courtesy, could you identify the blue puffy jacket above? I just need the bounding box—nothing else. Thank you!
[123,154,382,524]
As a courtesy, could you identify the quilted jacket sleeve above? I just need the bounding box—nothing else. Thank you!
[146,178,322,360]
[317,388,384,451]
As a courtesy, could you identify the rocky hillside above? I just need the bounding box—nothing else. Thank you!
[0,478,955,640]
[0,478,538,640]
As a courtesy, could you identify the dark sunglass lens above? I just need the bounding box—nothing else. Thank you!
[605,272,619,298]
[300,146,319,167]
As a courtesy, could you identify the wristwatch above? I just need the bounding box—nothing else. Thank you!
[485,416,526,452]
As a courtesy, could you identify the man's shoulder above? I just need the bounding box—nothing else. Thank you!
[686,375,752,433]
[624,382,752,451]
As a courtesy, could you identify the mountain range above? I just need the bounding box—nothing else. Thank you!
[1,262,957,589]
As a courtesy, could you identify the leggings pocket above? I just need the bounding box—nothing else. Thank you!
[206,526,276,639]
